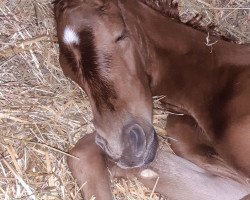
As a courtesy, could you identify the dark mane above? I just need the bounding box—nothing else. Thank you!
[140,0,235,42]
[140,0,180,20]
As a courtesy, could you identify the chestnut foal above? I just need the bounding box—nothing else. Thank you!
[54,0,250,199]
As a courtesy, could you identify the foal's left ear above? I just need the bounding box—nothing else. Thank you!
[94,0,118,15]
[53,0,68,19]
[93,0,111,5]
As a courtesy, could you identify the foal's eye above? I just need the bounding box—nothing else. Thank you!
[115,29,129,43]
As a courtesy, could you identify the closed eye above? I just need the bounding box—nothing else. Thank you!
[115,29,129,43]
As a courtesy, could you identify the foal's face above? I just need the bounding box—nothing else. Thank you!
[54,0,158,168]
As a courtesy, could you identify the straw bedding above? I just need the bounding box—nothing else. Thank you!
[0,0,249,199]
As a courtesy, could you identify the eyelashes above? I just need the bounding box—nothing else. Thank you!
[115,29,129,43]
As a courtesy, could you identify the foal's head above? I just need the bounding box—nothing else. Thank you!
[54,0,158,168]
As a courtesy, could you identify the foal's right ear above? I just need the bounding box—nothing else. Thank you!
[52,0,67,9]
[94,0,121,11]
[53,0,68,20]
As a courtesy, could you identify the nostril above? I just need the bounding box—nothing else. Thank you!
[120,124,157,168]
[129,124,145,154]
[130,125,143,141]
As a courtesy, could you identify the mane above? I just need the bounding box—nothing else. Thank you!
[140,0,180,19]
[139,0,235,42]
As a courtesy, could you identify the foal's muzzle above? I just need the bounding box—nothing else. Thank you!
[95,123,158,168]
[118,123,158,168]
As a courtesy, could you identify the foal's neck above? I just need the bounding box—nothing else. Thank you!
[138,2,250,107]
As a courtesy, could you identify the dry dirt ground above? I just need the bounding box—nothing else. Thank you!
[0,0,249,199]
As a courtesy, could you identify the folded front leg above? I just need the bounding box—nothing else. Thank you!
[67,132,113,200]
[67,132,250,200]
[111,150,250,200]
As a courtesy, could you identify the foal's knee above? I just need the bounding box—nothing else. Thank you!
[67,133,113,200]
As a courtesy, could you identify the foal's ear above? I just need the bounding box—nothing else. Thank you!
[53,0,68,20]
[92,0,111,5]
[53,0,67,10]
[93,0,114,9]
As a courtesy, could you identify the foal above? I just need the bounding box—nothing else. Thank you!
[54,0,250,198]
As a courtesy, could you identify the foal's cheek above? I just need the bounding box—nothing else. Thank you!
[117,42,139,75]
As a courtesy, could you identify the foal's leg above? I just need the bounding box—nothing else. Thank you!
[166,114,217,163]
[165,114,246,180]
[68,132,250,200]
[67,133,113,200]
[216,117,250,177]
[111,150,250,200]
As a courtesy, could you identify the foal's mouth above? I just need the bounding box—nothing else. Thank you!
[95,133,121,160]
